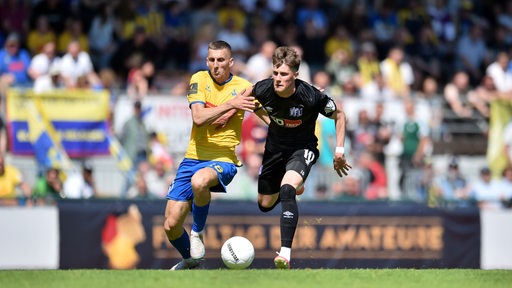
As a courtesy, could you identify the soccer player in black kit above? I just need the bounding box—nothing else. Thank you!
[241,46,352,269]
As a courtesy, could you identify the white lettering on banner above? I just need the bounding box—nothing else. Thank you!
[114,95,192,153]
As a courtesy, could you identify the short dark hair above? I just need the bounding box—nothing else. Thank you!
[272,46,301,72]
[208,40,232,54]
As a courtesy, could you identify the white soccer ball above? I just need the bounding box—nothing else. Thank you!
[221,236,255,269]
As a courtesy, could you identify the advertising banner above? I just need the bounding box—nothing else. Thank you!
[58,200,480,269]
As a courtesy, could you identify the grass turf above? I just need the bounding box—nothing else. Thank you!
[1,269,511,288]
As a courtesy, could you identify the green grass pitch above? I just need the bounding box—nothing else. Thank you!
[1,269,511,288]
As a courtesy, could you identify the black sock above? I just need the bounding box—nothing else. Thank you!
[279,184,298,248]
[258,196,280,212]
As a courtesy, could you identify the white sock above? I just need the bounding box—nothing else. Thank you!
[191,230,202,236]
[279,247,291,260]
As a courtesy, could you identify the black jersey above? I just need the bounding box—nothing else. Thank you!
[253,78,337,151]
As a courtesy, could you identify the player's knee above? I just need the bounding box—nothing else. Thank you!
[190,173,210,193]
[280,184,296,200]
[164,216,179,233]
[258,202,274,212]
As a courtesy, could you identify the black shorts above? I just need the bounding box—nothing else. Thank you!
[258,147,319,195]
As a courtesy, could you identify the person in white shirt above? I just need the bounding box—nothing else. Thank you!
[59,40,98,88]
[63,162,97,199]
[486,51,512,93]
[28,41,59,81]
[244,40,276,82]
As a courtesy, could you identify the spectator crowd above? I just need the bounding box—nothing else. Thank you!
[1,0,512,210]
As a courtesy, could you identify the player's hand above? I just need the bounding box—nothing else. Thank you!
[230,88,255,112]
[333,153,351,177]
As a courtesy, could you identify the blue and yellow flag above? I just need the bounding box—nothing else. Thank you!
[26,101,74,172]
[106,134,136,185]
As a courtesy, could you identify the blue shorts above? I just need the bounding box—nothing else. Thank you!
[166,158,238,201]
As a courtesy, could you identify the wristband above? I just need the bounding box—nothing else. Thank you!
[335,147,345,154]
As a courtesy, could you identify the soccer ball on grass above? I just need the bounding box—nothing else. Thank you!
[221,236,255,269]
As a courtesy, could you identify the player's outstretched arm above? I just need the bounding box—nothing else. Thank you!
[191,88,255,126]
[331,108,352,177]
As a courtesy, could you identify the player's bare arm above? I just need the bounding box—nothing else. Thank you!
[191,90,256,127]
[331,108,352,177]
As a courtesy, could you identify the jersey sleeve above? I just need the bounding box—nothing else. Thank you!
[187,72,206,107]
[316,89,337,118]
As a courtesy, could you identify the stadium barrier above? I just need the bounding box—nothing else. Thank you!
[56,200,481,269]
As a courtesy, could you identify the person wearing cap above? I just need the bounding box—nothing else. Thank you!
[432,157,471,206]
[0,32,31,95]
[470,166,504,210]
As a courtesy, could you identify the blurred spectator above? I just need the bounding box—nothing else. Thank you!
[217,15,251,62]
[455,24,491,85]
[32,167,64,202]
[145,159,172,199]
[416,77,445,141]
[432,157,472,206]
[133,0,165,44]
[368,102,392,165]
[296,0,328,33]
[119,100,150,186]
[30,0,70,34]
[443,71,478,118]
[331,172,364,202]
[324,25,355,61]
[297,16,328,71]
[269,1,296,43]
[470,166,505,210]
[359,151,388,201]
[26,16,56,56]
[32,59,62,94]
[380,46,414,99]
[28,41,59,79]
[409,25,441,81]
[0,0,29,38]
[497,0,512,45]
[368,3,399,55]
[0,154,31,203]
[312,70,342,100]
[244,40,276,83]
[148,131,173,170]
[57,17,89,54]
[59,40,97,89]
[188,21,217,73]
[498,166,512,205]
[127,60,156,101]
[126,173,152,199]
[239,112,267,165]
[325,48,356,91]
[0,33,31,95]
[354,42,380,90]
[113,0,138,41]
[427,0,456,48]
[111,26,159,81]
[88,2,117,70]
[349,109,377,159]
[485,51,512,93]
[399,100,431,197]
[162,0,191,71]
[63,162,97,199]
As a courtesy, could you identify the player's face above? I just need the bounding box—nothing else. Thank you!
[206,48,233,83]
[272,64,298,97]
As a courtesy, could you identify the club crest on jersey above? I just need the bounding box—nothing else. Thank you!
[289,107,303,117]
[264,106,273,113]
[231,89,237,96]
[205,85,211,92]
